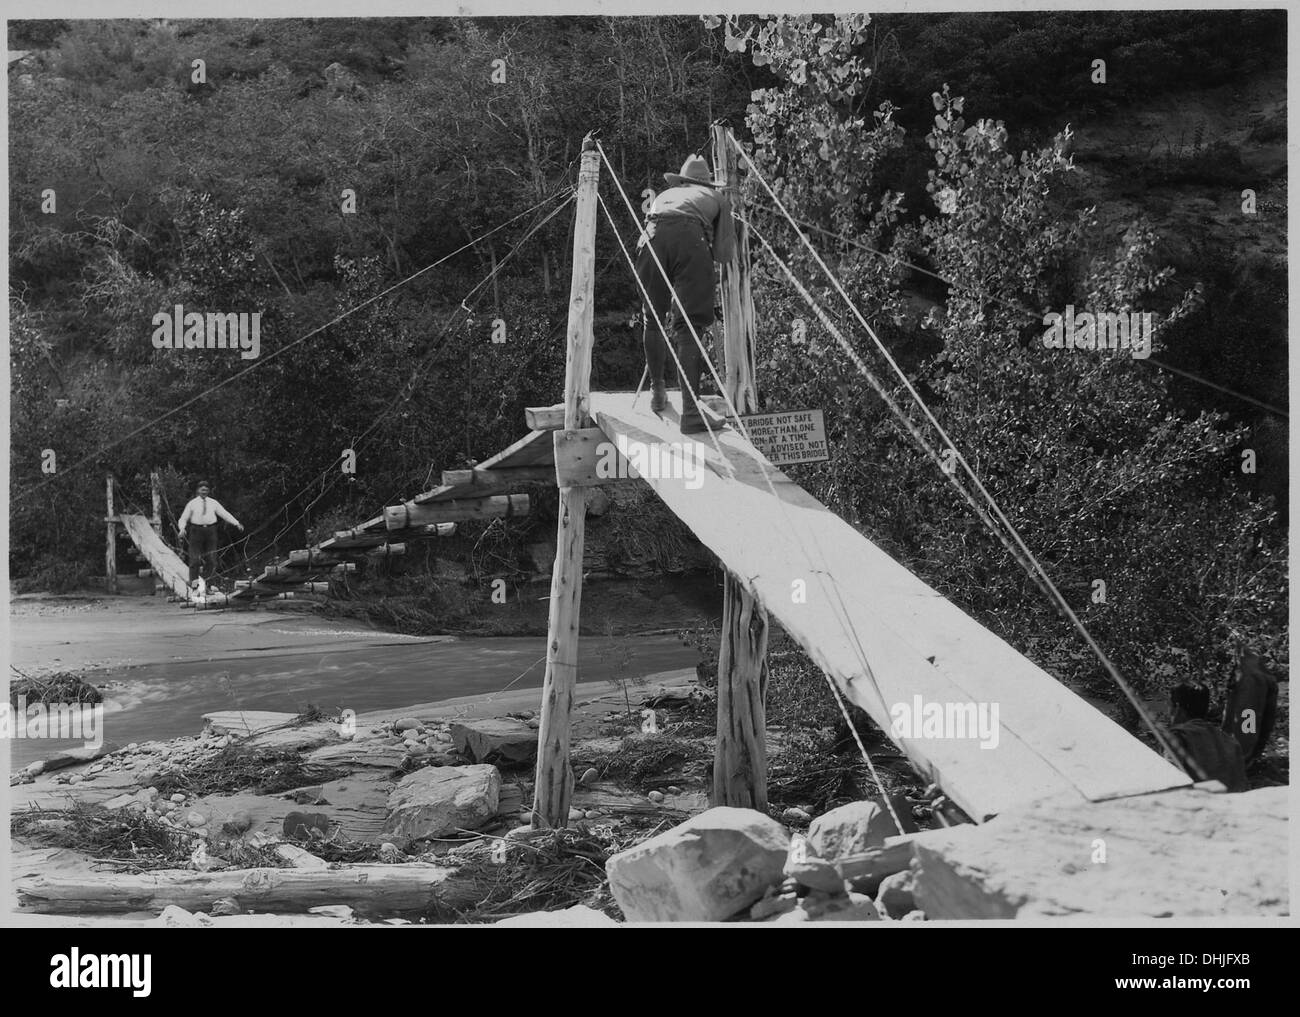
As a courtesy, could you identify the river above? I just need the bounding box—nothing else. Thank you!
[7,634,697,769]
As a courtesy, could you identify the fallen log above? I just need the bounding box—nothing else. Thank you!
[15,862,486,917]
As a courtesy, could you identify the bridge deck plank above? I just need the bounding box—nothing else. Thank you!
[590,390,1190,820]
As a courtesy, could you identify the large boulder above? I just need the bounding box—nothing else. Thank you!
[450,719,538,765]
[605,807,789,922]
[911,786,1288,920]
[382,765,500,846]
[808,801,895,861]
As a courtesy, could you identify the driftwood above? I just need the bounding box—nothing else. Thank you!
[15,862,486,917]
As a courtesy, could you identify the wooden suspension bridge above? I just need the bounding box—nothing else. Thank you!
[113,128,1198,832]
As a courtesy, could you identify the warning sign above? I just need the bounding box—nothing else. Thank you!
[739,408,831,467]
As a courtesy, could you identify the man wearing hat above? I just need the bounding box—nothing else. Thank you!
[636,153,736,433]
[177,479,243,585]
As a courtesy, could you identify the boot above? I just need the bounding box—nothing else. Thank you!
[676,333,708,434]
[650,377,668,413]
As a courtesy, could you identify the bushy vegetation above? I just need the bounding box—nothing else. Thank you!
[9,16,1287,718]
[708,13,1287,707]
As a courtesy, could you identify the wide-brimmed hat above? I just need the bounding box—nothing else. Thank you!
[664,154,717,188]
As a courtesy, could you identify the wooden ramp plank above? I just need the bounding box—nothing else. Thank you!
[589,391,1190,821]
[118,514,190,599]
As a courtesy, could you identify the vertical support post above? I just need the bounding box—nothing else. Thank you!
[711,125,770,809]
[532,134,600,830]
[150,470,163,533]
[105,473,118,595]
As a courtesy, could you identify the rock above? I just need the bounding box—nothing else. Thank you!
[605,807,790,922]
[569,808,586,821]
[910,786,1288,920]
[203,710,296,738]
[104,794,137,810]
[157,905,209,928]
[209,897,242,917]
[378,842,404,863]
[394,717,422,733]
[137,770,161,787]
[282,812,331,840]
[781,807,812,823]
[647,790,665,804]
[68,774,83,785]
[505,826,537,841]
[382,764,501,845]
[494,905,619,928]
[170,793,187,804]
[221,810,253,836]
[876,869,917,919]
[785,856,846,895]
[42,743,117,772]
[23,760,45,778]
[274,844,329,869]
[808,801,892,861]
[765,891,882,923]
[291,786,327,806]
[579,767,599,787]
[127,743,139,753]
[309,905,355,920]
[901,910,927,922]
[666,786,682,795]
[749,889,800,921]
[185,812,207,828]
[449,719,538,765]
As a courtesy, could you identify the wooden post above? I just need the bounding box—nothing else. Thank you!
[105,474,118,595]
[150,470,162,533]
[532,134,600,830]
[711,124,770,809]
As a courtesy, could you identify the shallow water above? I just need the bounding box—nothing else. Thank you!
[7,634,696,769]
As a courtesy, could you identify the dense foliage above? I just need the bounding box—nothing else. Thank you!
[712,12,1286,703]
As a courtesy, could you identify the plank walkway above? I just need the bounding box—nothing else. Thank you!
[589,390,1191,820]
[117,432,554,608]
[118,513,192,599]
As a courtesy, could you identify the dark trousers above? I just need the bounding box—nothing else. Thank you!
[187,524,219,583]
[636,220,715,425]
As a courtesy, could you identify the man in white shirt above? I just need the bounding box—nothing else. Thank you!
[177,479,243,584]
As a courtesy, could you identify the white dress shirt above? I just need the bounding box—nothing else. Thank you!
[179,495,240,529]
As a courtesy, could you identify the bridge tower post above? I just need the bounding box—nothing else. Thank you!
[105,473,118,595]
[532,134,600,829]
[150,470,163,533]
[711,125,771,809]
